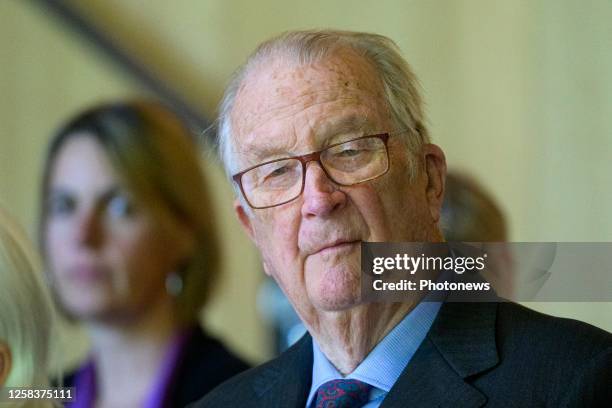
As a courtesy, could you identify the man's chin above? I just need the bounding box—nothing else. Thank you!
[313,297,362,312]
[304,256,362,311]
[308,283,362,312]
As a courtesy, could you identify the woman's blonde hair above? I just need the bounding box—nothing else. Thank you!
[39,99,220,325]
[0,206,55,403]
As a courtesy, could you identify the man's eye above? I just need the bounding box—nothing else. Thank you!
[257,162,300,189]
[267,165,290,178]
[336,148,362,158]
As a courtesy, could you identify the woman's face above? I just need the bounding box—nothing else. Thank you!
[44,135,192,323]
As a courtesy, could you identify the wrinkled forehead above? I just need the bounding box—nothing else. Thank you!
[229,50,390,168]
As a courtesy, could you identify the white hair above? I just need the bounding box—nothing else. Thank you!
[217,29,430,184]
[0,206,56,407]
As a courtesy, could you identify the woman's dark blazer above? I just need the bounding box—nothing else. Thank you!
[61,327,250,407]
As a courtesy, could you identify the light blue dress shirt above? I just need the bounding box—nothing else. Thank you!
[306,300,443,407]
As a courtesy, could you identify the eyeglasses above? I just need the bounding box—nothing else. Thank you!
[232,133,390,209]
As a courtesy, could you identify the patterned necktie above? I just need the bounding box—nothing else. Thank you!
[314,379,372,408]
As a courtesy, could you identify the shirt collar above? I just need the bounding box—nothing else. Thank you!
[306,300,442,407]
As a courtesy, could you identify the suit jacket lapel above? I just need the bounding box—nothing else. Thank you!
[252,334,313,408]
[382,302,499,408]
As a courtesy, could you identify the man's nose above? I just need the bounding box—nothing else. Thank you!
[301,162,347,218]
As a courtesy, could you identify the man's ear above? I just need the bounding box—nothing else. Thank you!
[260,258,274,277]
[0,341,12,386]
[233,200,275,278]
[233,200,274,277]
[422,143,447,223]
[234,199,255,242]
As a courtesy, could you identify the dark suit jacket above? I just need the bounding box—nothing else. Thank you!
[190,302,611,407]
[62,326,249,407]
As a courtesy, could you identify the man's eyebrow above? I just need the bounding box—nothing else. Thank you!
[322,116,373,137]
[246,144,289,164]
[242,116,375,165]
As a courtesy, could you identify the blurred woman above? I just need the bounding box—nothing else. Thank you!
[40,100,248,408]
[0,206,55,407]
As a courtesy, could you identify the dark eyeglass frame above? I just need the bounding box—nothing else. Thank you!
[232,133,390,209]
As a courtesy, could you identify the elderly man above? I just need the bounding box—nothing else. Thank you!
[193,30,611,407]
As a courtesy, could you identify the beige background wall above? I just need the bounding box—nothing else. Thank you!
[1,0,610,367]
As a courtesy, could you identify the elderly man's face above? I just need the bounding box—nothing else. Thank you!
[231,49,444,315]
